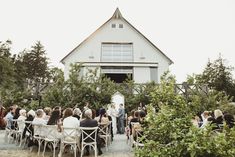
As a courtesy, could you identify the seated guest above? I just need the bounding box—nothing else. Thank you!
[200,111,212,128]
[129,111,140,135]
[191,115,200,127]
[132,110,146,142]
[17,109,27,132]
[47,110,61,125]
[43,107,52,122]
[214,109,224,126]
[73,108,82,120]
[4,106,15,129]
[95,108,109,124]
[224,112,234,128]
[32,109,47,125]
[80,109,103,156]
[62,108,80,136]
[22,110,35,146]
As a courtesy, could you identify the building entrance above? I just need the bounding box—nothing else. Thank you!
[104,73,132,83]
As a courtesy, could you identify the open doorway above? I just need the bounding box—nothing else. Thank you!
[104,73,132,83]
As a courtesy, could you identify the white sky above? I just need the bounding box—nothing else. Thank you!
[1,0,235,82]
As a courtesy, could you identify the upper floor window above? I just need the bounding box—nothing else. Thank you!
[111,24,116,28]
[101,43,133,62]
[119,24,123,28]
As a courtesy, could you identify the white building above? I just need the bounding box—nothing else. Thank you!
[61,8,173,83]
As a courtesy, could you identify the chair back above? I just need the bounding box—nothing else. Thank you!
[17,119,25,132]
[98,122,110,136]
[24,121,33,137]
[43,125,61,140]
[33,124,46,137]
[61,126,80,143]
[80,127,98,144]
[5,118,13,130]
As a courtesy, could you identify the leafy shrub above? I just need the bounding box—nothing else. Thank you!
[135,73,235,157]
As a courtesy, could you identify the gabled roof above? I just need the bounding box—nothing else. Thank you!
[61,8,173,64]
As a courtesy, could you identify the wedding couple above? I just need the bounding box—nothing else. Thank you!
[108,103,125,134]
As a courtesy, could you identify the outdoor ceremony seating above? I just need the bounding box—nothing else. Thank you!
[42,125,61,157]
[133,128,144,148]
[15,119,25,147]
[58,126,80,157]
[98,122,112,151]
[33,124,46,155]
[129,122,139,146]
[21,121,33,148]
[5,119,19,143]
[80,126,99,157]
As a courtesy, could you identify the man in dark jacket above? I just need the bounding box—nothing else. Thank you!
[80,109,103,155]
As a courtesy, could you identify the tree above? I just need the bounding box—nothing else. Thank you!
[196,55,235,100]
[41,68,69,108]
[22,41,50,99]
[0,40,15,88]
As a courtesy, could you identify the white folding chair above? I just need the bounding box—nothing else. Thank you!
[58,126,80,157]
[16,119,25,147]
[33,124,46,155]
[130,122,139,146]
[5,118,14,143]
[5,119,19,143]
[98,122,111,151]
[80,127,98,157]
[42,125,61,157]
[22,121,33,148]
[134,128,144,148]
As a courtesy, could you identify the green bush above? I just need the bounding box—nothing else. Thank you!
[135,73,235,157]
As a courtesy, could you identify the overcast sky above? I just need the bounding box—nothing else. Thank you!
[1,0,235,82]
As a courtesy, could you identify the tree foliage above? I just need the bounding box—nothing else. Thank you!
[196,55,235,101]
[136,73,235,157]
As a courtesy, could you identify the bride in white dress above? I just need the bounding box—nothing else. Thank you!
[107,104,118,134]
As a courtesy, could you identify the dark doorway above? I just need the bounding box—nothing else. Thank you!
[105,74,132,83]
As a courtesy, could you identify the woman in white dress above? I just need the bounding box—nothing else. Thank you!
[108,104,118,134]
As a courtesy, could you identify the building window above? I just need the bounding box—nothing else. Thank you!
[101,43,133,62]
[111,24,116,28]
[150,67,158,82]
[119,24,123,28]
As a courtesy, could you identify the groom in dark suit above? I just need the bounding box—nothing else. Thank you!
[117,103,125,134]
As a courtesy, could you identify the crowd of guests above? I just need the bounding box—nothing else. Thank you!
[192,109,235,130]
[3,103,116,155]
[2,102,131,156]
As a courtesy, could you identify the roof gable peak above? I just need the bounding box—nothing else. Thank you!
[112,8,123,19]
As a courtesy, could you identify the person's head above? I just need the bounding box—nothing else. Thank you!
[27,109,35,117]
[9,106,14,113]
[53,106,61,111]
[47,110,61,125]
[36,109,44,118]
[14,107,21,117]
[19,109,27,117]
[63,108,73,119]
[44,107,52,116]
[214,109,223,119]
[139,110,146,118]
[134,111,140,118]
[130,110,135,117]
[99,108,106,116]
[203,111,210,118]
[73,108,82,117]
[84,109,92,119]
